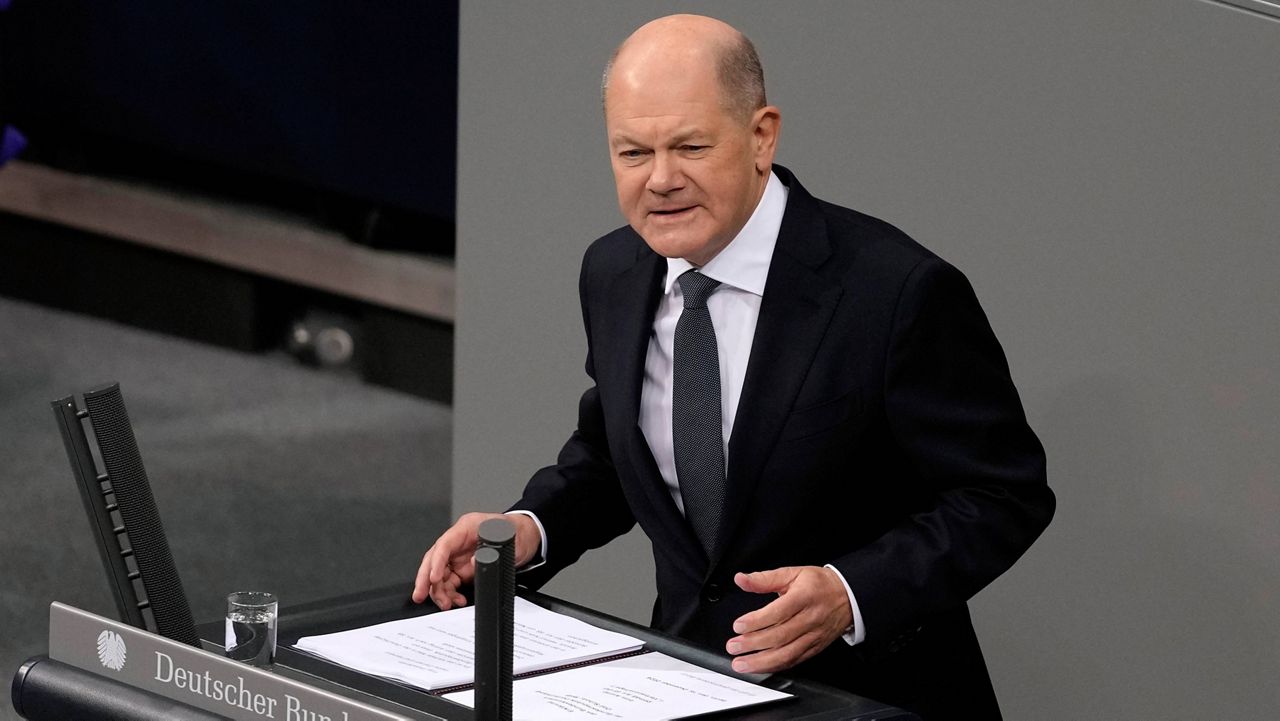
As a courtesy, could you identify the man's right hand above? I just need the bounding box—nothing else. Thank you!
[411,512,541,610]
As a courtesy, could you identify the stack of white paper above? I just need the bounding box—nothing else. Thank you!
[444,651,792,721]
[294,597,643,691]
[294,598,791,720]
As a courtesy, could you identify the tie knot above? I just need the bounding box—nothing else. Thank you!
[677,270,721,309]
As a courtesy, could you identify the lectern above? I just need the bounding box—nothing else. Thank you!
[14,385,917,719]
[14,586,919,720]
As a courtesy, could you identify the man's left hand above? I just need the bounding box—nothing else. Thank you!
[727,566,853,674]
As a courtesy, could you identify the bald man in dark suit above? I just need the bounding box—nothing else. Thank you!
[415,15,1054,719]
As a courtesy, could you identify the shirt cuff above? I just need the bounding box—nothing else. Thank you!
[823,564,866,646]
[504,510,548,572]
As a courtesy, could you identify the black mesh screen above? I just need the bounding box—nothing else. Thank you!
[82,384,200,647]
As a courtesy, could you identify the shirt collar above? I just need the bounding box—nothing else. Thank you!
[662,170,788,297]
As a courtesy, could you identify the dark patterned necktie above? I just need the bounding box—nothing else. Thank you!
[672,269,725,555]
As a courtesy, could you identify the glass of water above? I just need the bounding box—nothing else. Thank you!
[225,591,278,666]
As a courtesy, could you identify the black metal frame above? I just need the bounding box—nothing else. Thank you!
[51,383,200,647]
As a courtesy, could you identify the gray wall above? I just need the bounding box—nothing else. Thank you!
[455,2,1280,717]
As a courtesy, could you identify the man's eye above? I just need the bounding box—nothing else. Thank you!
[619,149,646,160]
[681,145,708,152]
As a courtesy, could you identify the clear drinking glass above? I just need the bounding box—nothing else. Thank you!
[225,591,278,666]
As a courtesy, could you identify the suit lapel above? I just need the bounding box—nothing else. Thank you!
[601,243,663,432]
[713,172,843,569]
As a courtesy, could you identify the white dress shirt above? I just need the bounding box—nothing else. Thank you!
[637,172,785,513]
[521,170,865,646]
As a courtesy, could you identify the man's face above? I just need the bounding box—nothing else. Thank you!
[605,61,775,267]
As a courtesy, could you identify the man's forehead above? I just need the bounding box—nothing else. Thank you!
[608,29,720,98]
[612,58,714,99]
[606,65,720,122]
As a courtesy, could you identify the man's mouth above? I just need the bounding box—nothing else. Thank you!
[651,206,695,217]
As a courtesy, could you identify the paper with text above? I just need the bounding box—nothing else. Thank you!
[294,598,643,691]
[444,651,791,720]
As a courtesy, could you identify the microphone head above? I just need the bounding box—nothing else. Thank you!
[478,518,516,548]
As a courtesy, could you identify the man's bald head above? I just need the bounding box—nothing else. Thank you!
[602,14,766,124]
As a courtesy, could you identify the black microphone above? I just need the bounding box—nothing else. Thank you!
[474,518,516,721]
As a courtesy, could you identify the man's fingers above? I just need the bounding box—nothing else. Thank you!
[428,549,449,586]
[414,548,448,607]
[413,517,483,606]
[432,525,473,581]
[731,583,806,635]
[727,610,803,655]
[728,595,832,655]
[429,554,478,610]
[449,569,467,607]
[730,628,826,674]
[734,568,795,594]
[412,547,439,604]
[429,569,469,610]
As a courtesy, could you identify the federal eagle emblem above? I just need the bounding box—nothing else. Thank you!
[97,629,127,671]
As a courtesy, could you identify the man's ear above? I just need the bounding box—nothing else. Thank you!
[752,106,782,172]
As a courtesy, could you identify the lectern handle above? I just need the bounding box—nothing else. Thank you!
[12,655,225,720]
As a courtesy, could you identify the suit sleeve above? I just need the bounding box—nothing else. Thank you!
[507,244,637,589]
[829,256,1055,643]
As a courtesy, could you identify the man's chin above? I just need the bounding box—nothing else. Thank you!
[637,233,705,261]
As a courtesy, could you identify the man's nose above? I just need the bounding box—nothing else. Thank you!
[645,153,685,194]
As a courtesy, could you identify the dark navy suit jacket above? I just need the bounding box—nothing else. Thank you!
[512,165,1054,719]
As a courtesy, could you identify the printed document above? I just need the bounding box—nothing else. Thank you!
[294,597,643,690]
[444,651,792,720]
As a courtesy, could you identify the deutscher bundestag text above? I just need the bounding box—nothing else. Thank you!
[153,651,351,720]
